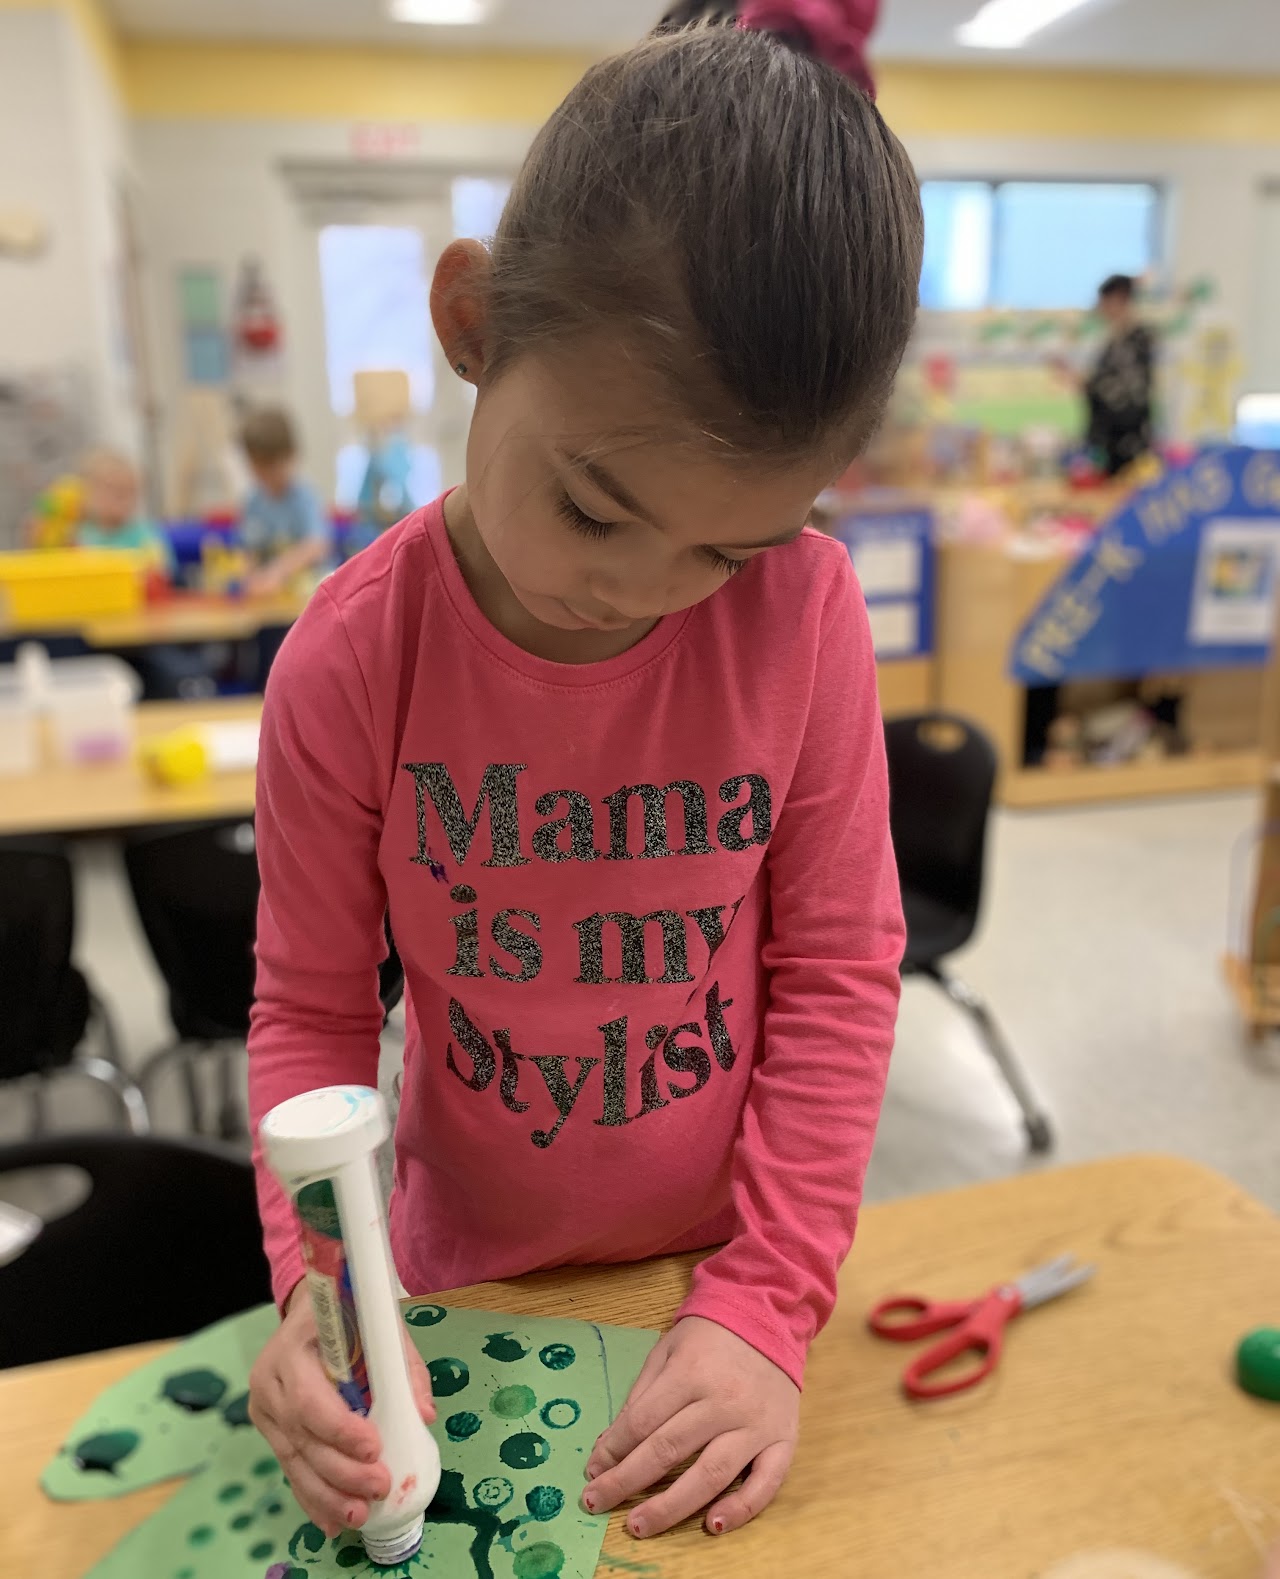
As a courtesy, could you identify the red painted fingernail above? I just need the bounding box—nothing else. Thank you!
[581,1491,596,1513]
[711,1517,725,1535]
[630,1515,647,1539]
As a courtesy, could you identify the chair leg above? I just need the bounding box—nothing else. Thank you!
[138,1043,204,1134]
[215,1046,244,1141]
[88,992,125,1070]
[29,1077,50,1136]
[925,965,1054,1153]
[76,1056,151,1136]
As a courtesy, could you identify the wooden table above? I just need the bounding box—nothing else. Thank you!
[4,1156,1279,1578]
[79,592,308,650]
[0,697,261,836]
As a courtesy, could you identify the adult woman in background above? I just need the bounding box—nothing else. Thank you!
[1056,273,1157,476]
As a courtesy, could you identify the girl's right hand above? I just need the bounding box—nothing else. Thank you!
[249,1285,436,1536]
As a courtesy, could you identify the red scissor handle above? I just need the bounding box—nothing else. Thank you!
[901,1286,1023,1400]
[868,1295,978,1342]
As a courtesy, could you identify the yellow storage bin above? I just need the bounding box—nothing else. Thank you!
[0,549,147,629]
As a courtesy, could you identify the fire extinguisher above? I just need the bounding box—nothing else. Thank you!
[233,258,281,355]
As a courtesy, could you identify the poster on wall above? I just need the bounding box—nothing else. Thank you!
[825,506,935,660]
[1189,519,1280,645]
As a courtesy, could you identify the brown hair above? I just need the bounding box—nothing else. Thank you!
[239,406,298,465]
[486,20,922,461]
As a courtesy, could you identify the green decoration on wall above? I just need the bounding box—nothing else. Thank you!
[45,1303,656,1579]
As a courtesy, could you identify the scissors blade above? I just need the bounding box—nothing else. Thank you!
[1015,1256,1096,1312]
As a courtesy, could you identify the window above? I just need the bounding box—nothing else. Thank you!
[919,180,1161,311]
[451,176,512,240]
[317,225,435,416]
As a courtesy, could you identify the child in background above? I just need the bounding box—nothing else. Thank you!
[238,408,330,596]
[249,4,922,1549]
[76,449,173,579]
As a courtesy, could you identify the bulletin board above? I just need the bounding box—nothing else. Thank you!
[826,504,936,661]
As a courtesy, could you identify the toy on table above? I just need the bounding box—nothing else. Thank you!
[201,534,252,597]
[141,718,259,787]
[351,369,415,552]
[1236,1326,1280,1402]
[869,1253,1095,1400]
[25,473,84,549]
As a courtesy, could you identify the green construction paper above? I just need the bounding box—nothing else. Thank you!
[43,1304,279,1500]
[51,1301,657,1579]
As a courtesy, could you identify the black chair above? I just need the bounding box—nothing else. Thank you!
[0,839,148,1135]
[884,713,1053,1153]
[0,1132,271,1366]
[124,820,405,1138]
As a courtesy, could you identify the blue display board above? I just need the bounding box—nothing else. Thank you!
[827,505,935,661]
[1012,448,1280,683]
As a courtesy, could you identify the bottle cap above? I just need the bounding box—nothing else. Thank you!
[362,1515,425,1565]
[1235,1326,1280,1401]
[260,1086,388,1180]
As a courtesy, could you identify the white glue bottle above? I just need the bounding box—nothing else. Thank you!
[261,1085,441,1565]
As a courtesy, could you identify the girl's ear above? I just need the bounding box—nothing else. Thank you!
[431,239,492,385]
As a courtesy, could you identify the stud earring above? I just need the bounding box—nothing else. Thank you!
[456,361,468,376]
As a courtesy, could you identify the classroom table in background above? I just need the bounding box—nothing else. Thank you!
[0,697,261,837]
[79,592,309,650]
[4,1155,1279,1578]
[0,592,309,651]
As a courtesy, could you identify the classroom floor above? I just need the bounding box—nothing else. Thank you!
[3,791,1277,1220]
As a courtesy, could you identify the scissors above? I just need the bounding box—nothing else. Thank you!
[868,1253,1094,1401]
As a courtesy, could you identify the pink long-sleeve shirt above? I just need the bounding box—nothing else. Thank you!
[248,497,903,1387]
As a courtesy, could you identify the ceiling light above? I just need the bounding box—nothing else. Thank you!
[388,0,492,24]
[956,0,1101,50]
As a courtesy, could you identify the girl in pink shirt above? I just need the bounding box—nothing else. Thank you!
[247,0,922,1549]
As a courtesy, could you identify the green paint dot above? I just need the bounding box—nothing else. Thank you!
[162,1369,228,1413]
[538,1344,576,1372]
[187,1525,216,1548]
[445,1410,483,1442]
[289,1521,328,1558]
[222,1391,252,1427]
[499,1432,551,1470]
[175,1569,195,1579]
[428,1357,470,1397]
[253,1457,278,1478]
[513,1541,566,1579]
[539,1398,581,1431]
[249,1541,275,1560]
[403,1303,447,1328]
[217,1483,245,1504]
[72,1429,139,1475]
[483,1331,530,1362]
[490,1384,537,1420]
[335,1547,366,1569]
[472,1476,515,1510]
[526,1485,565,1522]
[230,1512,253,1532]
[264,1499,284,1516]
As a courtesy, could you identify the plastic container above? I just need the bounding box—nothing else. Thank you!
[0,549,146,628]
[1,644,141,766]
[0,672,37,776]
[261,1087,440,1565]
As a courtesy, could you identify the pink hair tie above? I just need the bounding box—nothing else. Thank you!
[738,0,879,96]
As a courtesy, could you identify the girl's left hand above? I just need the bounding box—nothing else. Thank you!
[581,1315,799,1539]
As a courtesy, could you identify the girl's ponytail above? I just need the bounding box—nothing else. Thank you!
[658,0,879,97]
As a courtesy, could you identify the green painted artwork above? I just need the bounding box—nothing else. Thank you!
[45,1303,657,1579]
[43,1305,279,1500]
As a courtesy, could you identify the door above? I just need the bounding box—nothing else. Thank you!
[287,166,511,511]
